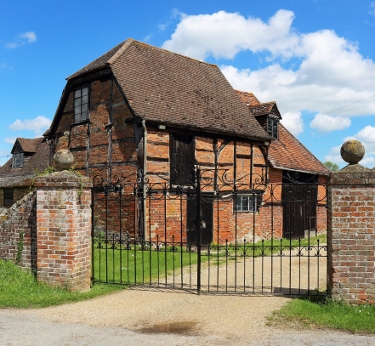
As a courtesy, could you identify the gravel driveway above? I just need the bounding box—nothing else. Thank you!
[1,288,374,346]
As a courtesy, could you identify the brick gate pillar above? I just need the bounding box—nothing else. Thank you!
[34,151,92,291]
[328,140,375,304]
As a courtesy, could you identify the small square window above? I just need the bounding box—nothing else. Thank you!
[74,86,90,123]
[4,188,14,207]
[234,194,257,212]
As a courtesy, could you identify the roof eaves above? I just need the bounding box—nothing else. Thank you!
[270,162,331,176]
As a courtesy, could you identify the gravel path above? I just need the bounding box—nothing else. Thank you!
[1,288,374,346]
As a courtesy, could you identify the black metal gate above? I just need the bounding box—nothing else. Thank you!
[91,168,327,296]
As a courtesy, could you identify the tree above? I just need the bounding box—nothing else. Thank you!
[323,161,339,172]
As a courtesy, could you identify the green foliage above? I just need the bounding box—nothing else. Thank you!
[269,296,375,333]
[323,161,339,172]
[36,165,56,176]
[0,260,123,308]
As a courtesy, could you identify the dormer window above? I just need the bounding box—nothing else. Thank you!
[74,86,89,123]
[13,152,24,168]
[267,117,279,139]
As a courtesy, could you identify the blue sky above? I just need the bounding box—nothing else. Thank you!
[1,0,375,168]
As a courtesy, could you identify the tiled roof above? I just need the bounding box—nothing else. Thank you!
[0,138,51,187]
[268,124,331,175]
[237,91,330,175]
[236,91,280,118]
[249,102,280,118]
[236,90,261,106]
[14,138,42,153]
[66,39,270,142]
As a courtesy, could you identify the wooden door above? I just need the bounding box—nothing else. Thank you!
[282,182,318,240]
[187,193,213,246]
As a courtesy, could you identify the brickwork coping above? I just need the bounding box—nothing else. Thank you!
[34,170,93,291]
[328,140,375,304]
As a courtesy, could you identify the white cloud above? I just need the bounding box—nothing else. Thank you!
[280,112,304,136]
[9,115,51,136]
[310,114,351,133]
[163,10,300,60]
[324,145,344,165]
[351,125,375,157]
[370,1,375,19]
[5,137,17,145]
[6,31,37,49]
[164,10,375,135]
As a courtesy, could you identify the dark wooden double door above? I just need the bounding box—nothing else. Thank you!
[282,172,318,240]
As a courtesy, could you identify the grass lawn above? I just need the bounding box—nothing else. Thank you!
[0,259,123,308]
[93,245,198,284]
[269,296,375,334]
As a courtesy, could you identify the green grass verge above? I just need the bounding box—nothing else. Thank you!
[93,246,199,284]
[269,296,375,334]
[0,260,123,308]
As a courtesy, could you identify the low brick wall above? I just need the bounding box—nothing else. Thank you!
[0,171,92,292]
[328,168,375,304]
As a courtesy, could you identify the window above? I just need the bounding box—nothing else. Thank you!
[74,86,89,123]
[267,117,279,139]
[234,194,257,212]
[12,152,24,168]
[4,188,14,207]
[170,133,194,184]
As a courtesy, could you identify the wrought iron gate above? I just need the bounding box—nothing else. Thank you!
[91,168,327,296]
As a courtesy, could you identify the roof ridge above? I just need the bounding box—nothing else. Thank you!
[106,38,134,65]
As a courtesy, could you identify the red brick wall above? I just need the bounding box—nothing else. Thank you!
[0,171,93,292]
[328,171,375,304]
[0,192,36,269]
[54,77,137,182]
[34,171,92,291]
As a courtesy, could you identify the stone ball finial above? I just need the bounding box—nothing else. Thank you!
[53,149,75,170]
[340,140,365,165]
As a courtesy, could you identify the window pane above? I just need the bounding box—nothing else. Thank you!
[82,95,88,104]
[235,197,241,211]
[75,98,82,107]
[82,104,88,112]
[241,197,248,211]
[82,87,89,96]
[75,90,81,98]
[234,194,257,212]
[75,105,81,114]
[81,110,88,120]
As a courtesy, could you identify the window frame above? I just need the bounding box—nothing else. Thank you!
[267,117,279,139]
[12,152,24,168]
[74,86,90,123]
[234,193,257,213]
[4,188,14,207]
